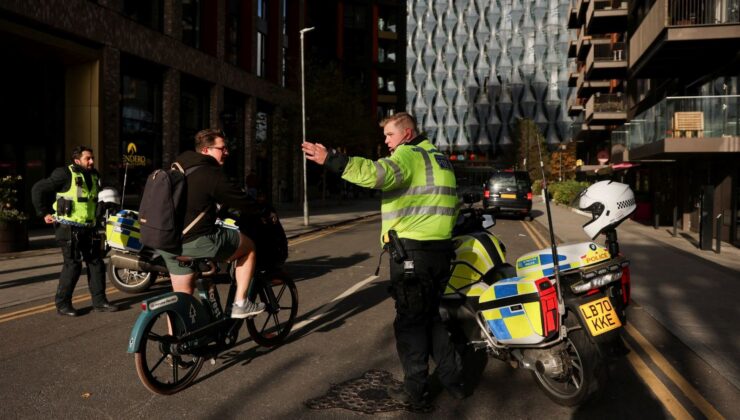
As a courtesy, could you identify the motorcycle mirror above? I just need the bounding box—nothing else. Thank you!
[482,214,495,229]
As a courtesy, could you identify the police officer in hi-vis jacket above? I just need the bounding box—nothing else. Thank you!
[32,146,118,316]
[302,112,466,405]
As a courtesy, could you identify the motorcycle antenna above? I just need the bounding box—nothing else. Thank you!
[120,162,129,207]
[534,134,566,315]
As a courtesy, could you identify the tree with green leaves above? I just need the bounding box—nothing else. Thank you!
[514,118,550,186]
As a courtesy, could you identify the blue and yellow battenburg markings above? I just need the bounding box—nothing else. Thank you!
[106,210,143,252]
[515,242,611,280]
[479,276,548,344]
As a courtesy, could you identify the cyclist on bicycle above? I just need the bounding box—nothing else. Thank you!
[158,128,265,318]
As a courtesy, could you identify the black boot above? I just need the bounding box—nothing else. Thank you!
[57,303,79,317]
[92,301,119,312]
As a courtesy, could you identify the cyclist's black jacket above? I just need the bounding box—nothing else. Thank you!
[175,151,261,243]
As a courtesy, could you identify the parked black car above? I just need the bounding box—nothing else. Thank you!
[483,170,533,220]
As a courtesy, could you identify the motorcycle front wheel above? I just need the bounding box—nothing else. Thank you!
[531,313,607,406]
[108,263,156,293]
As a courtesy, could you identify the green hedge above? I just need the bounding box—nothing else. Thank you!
[547,180,590,205]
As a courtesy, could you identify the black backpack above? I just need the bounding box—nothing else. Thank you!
[139,162,204,252]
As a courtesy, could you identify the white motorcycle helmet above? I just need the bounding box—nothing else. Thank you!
[575,181,636,239]
[98,187,121,206]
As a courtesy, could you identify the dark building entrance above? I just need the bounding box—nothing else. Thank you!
[0,31,67,221]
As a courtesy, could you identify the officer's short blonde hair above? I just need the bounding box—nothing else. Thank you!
[380,112,418,135]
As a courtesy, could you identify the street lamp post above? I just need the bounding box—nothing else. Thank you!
[300,26,315,226]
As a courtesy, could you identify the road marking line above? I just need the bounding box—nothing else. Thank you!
[292,275,379,332]
[0,286,117,324]
[624,340,694,420]
[625,323,725,420]
[520,220,546,249]
[288,222,361,246]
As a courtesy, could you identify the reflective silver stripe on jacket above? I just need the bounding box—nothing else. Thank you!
[410,146,435,186]
[382,205,458,220]
[372,161,386,189]
[379,158,404,189]
[383,186,457,200]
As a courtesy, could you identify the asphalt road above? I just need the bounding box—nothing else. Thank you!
[0,216,737,418]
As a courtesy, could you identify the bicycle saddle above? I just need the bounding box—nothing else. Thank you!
[175,256,218,277]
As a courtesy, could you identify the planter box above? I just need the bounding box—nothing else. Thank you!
[0,219,29,253]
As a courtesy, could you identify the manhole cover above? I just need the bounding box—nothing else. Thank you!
[304,369,434,414]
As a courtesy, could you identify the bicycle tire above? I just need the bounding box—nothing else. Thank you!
[134,310,204,395]
[246,274,298,347]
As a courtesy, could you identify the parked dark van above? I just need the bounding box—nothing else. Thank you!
[483,170,533,220]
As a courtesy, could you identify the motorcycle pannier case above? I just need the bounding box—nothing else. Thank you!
[106,210,144,252]
[479,276,559,345]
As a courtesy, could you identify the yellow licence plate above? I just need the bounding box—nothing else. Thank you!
[579,297,622,336]
[500,193,516,199]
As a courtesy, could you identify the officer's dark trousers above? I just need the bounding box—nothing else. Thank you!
[389,242,462,399]
[55,226,107,308]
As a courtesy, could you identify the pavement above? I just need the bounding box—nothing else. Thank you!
[2,195,739,390]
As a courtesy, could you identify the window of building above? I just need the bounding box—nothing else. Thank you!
[122,0,163,31]
[120,59,163,199]
[281,47,287,87]
[182,0,202,49]
[258,0,268,20]
[180,77,211,153]
[257,31,266,77]
[282,0,287,35]
[225,0,241,65]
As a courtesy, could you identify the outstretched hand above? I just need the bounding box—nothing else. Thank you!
[301,142,328,165]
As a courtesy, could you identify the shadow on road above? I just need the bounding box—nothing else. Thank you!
[284,252,373,283]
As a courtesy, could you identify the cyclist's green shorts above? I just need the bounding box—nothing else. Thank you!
[160,227,241,275]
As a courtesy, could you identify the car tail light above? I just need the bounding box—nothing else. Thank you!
[141,302,147,311]
[484,190,490,198]
[527,192,532,200]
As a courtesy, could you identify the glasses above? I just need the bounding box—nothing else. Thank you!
[208,146,229,153]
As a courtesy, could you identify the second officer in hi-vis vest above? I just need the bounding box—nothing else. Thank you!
[32,146,118,316]
[302,112,466,405]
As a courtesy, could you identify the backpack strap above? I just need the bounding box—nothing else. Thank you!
[172,162,210,235]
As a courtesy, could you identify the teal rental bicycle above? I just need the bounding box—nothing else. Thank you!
[127,257,298,394]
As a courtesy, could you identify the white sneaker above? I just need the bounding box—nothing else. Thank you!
[231,300,265,319]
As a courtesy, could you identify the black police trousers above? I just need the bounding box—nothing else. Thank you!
[388,241,462,399]
[55,225,107,308]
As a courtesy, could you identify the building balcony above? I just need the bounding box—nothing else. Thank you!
[568,4,580,29]
[629,0,740,78]
[576,32,612,60]
[625,95,740,159]
[586,0,628,34]
[573,0,592,24]
[586,41,627,78]
[568,59,579,87]
[576,77,612,99]
[568,96,586,116]
[568,38,577,58]
[585,92,627,124]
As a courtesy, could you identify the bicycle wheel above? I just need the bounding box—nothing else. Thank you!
[134,310,204,395]
[246,274,298,347]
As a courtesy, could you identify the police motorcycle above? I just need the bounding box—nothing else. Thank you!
[441,180,635,406]
[104,208,168,293]
[95,187,168,293]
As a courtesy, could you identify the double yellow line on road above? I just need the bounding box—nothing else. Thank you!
[519,219,724,419]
